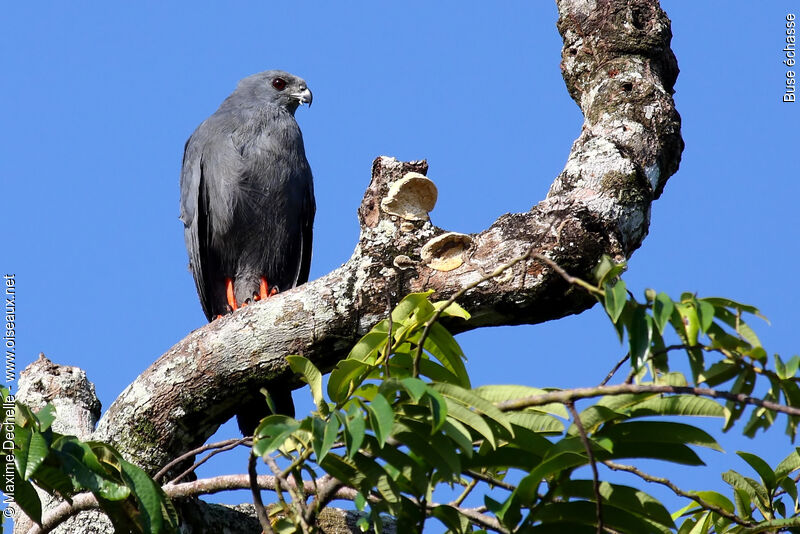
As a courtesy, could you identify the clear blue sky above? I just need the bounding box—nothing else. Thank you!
[3,2,798,531]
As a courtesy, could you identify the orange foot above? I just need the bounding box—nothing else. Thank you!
[225,277,239,312]
[254,277,279,301]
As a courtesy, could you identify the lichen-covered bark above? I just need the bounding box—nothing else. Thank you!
[17,0,682,531]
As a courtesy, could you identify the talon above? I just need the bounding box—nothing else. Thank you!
[226,278,238,311]
[256,277,278,300]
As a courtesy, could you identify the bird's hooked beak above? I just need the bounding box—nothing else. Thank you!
[293,87,313,108]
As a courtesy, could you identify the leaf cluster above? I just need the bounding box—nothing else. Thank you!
[8,387,178,533]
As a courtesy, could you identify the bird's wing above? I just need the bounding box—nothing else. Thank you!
[296,170,315,286]
[179,133,212,320]
[180,123,241,321]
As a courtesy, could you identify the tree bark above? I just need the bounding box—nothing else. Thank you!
[17,0,682,532]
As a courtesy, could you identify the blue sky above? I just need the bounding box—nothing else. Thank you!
[3,2,798,530]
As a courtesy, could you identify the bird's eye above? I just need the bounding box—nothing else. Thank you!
[272,78,287,91]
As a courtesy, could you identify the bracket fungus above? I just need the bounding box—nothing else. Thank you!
[380,172,438,221]
[421,232,473,272]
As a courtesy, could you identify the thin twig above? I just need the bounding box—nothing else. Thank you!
[465,469,516,492]
[248,454,276,534]
[566,401,603,534]
[450,478,479,507]
[530,253,604,297]
[496,383,800,418]
[168,437,249,484]
[153,437,249,482]
[603,460,753,527]
[600,353,629,386]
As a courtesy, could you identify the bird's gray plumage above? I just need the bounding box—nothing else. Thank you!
[179,70,315,434]
[180,70,315,321]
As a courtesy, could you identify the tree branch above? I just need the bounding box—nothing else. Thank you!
[496,383,800,418]
[30,473,363,534]
[602,460,753,527]
[567,401,604,534]
[18,0,683,531]
[84,0,682,477]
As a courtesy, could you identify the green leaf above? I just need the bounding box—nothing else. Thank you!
[784,355,800,378]
[56,440,130,501]
[348,321,390,363]
[395,420,461,477]
[775,354,788,380]
[674,302,700,346]
[119,458,174,534]
[318,454,359,485]
[440,419,474,456]
[14,475,43,526]
[425,387,448,432]
[780,476,798,511]
[24,431,50,479]
[607,442,706,466]
[352,453,401,504]
[557,480,675,530]
[701,297,763,318]
[740,517,800,533]
[313,414,340,462]
[431,504,470,534]
[714,307,764,349]
[343,405,366,459]
[516,452,588,504]
[653,293,674,334]
[35,404,57,431]
[628,306,653,368]
[605,280,628,323]
[421,322,470,387]
[737,451,777,493]
[696,299,715,334]
[366,393,394,447]
[534,499,671,533]
[775,449,800,480]
[433,300,471,321]
[733,487,753,520]
[445,402,497,449]
[391,291,435,325]
[571,405,626,435]
[596,421,723,452]
[432,383,513,436]
[698,361,741,387]
[725,368,756,430]
[594,256,627,286]
[287,356,326,413]
[507,411,564,434]
[390,351,462,384]
[253,415,301,456]
[722,470,770,512]
[628,395,725,419]
[398,377,426,402]
[691,491,735,513]
[328,359,369,404]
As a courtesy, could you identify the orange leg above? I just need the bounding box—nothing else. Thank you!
[255,277,278,301]
[225,278,238,311]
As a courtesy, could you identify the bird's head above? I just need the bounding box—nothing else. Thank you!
[235,70,312,115]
